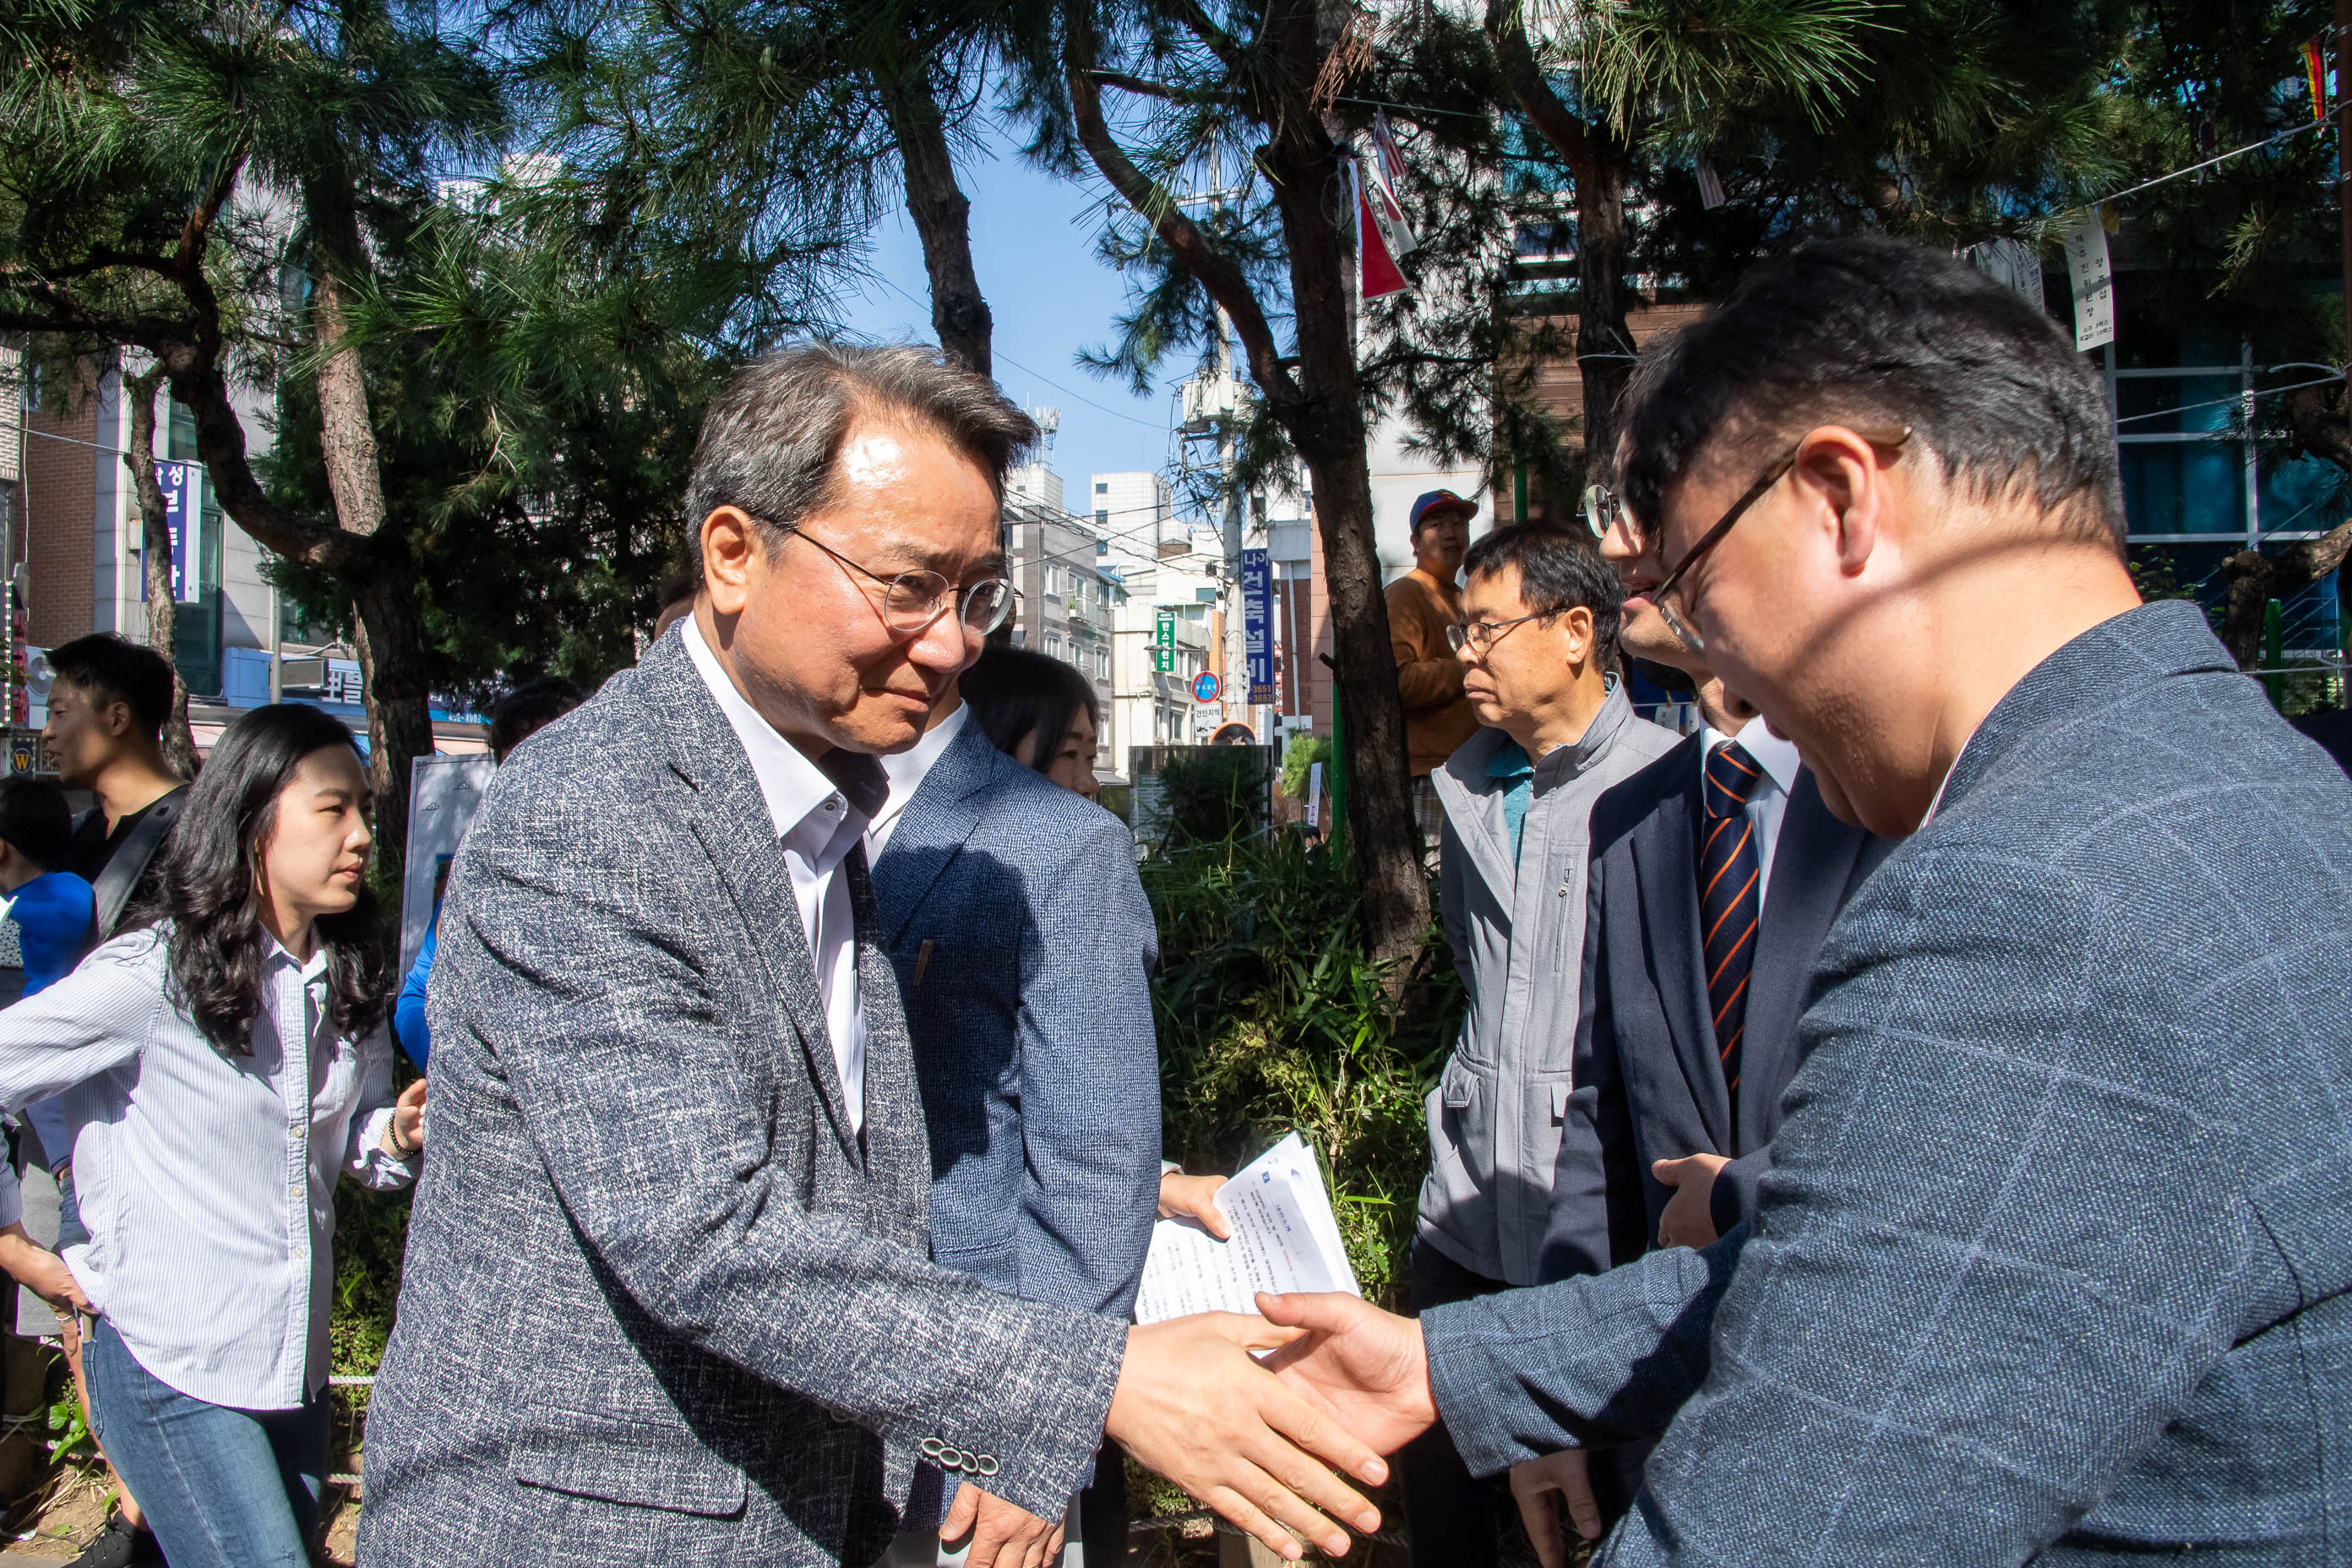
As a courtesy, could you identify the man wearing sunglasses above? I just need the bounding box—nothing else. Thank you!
[363,345,1390,1568]
[1251,237,2352,1565]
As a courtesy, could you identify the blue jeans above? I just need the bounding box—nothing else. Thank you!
[83,1317,328,1568]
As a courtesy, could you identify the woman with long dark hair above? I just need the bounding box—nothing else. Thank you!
[961,641,1102,800]
[0,704,424,1568]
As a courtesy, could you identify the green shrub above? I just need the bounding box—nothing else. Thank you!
[1277,734,1331,799]
[1155,747,1270,847]
[1146,829,1459,1309]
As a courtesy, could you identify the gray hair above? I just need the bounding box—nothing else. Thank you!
[683,342,1037,572]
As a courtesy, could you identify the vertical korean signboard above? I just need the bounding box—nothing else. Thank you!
[1152,608,1176,673]
[141,461,204,604]
[1241,547,1273,704]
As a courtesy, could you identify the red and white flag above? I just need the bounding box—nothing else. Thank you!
[1358,110,1417,299]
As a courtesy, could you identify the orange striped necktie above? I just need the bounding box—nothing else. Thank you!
[1699,740,1766,1127]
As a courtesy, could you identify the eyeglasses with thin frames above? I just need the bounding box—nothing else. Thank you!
[1446,612,1554,656]
[1647,426,1911,656]
[776,524,1015,639]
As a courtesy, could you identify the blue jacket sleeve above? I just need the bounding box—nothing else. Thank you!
[1013,810,1162,1318]
[393,919,436,1070]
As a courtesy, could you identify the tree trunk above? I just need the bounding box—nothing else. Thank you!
[880,71,994,378]
[1266,138,1429,966]
[301,172,428,863]
[120,367,200,778]
[1571,131,1635,477]
[1486,0,1640,484]
[2219,518,2352,670]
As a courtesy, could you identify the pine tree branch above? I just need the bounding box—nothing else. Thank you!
[1484,0,1598,187]
[1064,19,1298,409]
[1086,68,1241,107]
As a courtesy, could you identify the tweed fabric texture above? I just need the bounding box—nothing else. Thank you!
[1425,602,2352,1563]
[357,629,1126,1568]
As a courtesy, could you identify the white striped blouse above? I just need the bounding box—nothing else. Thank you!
[0,924,414,1410]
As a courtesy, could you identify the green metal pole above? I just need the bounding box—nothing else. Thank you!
[1328,683,1349,852]
[1512,460,1528,524]
[2263,596,2285,711]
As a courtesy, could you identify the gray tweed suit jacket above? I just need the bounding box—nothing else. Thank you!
[357,629,1126,1568]
[1424,602,2352,1562]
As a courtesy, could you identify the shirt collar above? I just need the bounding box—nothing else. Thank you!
[874,700,973,836]
[260,932,331,985]
[682,614,868,841]
[1701,714,1803,798]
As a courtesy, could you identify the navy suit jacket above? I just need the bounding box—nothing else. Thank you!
[1542,741,1892,1279]
[1422,602,2352,1564]
[871,719,1162,1320]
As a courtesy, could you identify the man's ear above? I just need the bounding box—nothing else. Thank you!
[1793,427,1887,578]
[101,699,133,740]
[1560,603,1596,664]
[698,508,761,618]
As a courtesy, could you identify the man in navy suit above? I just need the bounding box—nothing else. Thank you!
[868,669,1161,1566]
[1259,238,2352,1565]
[1541,500,1893,1279]
[1511,488,1894,1549]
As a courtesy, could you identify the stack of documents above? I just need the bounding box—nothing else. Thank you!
[1133,1132,1362,1324]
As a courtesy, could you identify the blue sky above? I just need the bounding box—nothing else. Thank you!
[828,126,1186,502]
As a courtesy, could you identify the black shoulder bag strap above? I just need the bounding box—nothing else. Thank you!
[91,789,187,939]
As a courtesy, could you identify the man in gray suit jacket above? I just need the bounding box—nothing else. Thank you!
[1258,239,2352,1564]
[359,345,1383,1568]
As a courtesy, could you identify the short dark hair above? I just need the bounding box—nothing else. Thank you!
[488,676,585,764]
[0,776,73,871]
[1619,237,2123,548]
[961,644,1098,776]
[683,343,1036,574]
[1461,523,1625,658]
[47,634,174,741]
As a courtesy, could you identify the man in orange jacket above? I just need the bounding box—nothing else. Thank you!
[1386,489,1481,841]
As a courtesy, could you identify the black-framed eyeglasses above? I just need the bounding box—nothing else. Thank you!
[1648,426,1912,656]
[1446,612,1554,656]
[780,525,1014,637]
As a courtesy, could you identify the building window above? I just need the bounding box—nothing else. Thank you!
[1044,633,1062,658]
[1095,509,1108,528]
[1096,481,1109,493]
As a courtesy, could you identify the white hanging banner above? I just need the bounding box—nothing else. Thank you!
[1966,237,2045,313]
[2057,214,2114,352]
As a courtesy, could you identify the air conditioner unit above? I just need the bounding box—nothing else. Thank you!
[279,656,329,691]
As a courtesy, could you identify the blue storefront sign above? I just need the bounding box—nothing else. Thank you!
[1241,547,1273,705]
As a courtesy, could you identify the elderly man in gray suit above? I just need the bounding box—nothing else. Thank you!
[1257,237,2352,1564]
[358,345,1386,1568]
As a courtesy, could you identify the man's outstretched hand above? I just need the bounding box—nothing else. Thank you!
[1108,1312,1389,1561]
[1256,1292,1440,1456]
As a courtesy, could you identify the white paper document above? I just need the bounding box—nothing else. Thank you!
[1133,1132,1362,1325]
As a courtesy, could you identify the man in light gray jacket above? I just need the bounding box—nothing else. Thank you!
[1404,522,1676,1566]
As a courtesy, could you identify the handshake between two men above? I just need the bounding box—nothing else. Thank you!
[1096,1291,1467,1566]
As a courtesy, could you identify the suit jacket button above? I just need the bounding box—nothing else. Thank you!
[975,1455,1000,1477]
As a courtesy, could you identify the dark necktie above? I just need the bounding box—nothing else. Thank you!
[1700,740,1766,1121]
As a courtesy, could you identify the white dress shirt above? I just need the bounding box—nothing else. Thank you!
[1700,716,1805,896]
[868,701,972,859]
[0,927,412,1410]
[683,617,869,1132]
